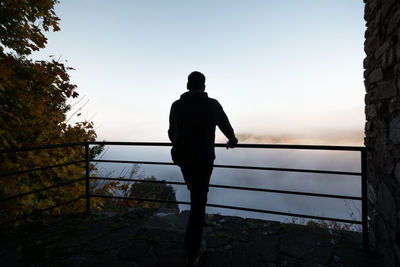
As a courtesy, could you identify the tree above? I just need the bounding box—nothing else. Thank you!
[0,0,110,225]
[125,176,179,211]
[96,165,179,212]
[0,0,60,55]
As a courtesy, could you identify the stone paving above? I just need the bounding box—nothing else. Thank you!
[1,208,381,266]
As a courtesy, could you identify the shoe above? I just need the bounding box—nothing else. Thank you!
[186,239,206,266]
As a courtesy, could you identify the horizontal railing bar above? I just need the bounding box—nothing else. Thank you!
[91,177,186,186]
[89,141,365,151]
[220,143,366,151]
[209,184,362,200]
[0,178,85,203]
[89,141,172,147]
[91,177,362,200]
[91,159,361,176]
[2,196,84,225]
[90,194,362,224]
[92,159,174,166]
[90,194,190,205]
[0,142,86,154]
[205,203,362,224]
[0,160,85,178]
[0,142,365,155]
[214,164,361,176]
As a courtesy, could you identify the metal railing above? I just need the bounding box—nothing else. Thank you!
[0,141,368,249]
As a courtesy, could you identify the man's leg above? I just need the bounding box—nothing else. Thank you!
[181,162,213,256]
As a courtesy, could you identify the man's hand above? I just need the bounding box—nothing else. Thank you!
[226,137,238,149]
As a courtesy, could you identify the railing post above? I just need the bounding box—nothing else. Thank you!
[85,142,90,214]
[361,149,369,250]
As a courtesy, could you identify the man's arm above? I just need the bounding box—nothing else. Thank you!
[168,103,176,143]
[216,102,238,148]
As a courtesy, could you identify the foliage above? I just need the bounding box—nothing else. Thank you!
[124,176,179,210]
[95,165,179,212]
[285,216,359,232]
[0,0,111,225]
[305,220,352,231]
[0,0,60,55]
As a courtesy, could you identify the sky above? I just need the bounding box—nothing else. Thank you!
[32,0,367,144]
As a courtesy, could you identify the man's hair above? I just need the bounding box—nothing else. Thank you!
[187,71,205,91]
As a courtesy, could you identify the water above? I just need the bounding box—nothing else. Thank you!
[91,145,362,230]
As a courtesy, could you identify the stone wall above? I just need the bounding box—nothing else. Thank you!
[363,0,400,266]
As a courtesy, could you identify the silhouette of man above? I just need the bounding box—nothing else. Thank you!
[168,71,238,265]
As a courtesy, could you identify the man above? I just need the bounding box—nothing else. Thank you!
[168,71,238,266]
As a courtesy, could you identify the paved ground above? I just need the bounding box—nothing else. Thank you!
[1,208,381,266]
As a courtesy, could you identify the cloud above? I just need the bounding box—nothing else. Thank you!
[231,130,364,146]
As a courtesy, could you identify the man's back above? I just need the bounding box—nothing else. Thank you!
[168,90,235,164]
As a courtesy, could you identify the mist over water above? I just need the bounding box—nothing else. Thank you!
[93,144,362,230]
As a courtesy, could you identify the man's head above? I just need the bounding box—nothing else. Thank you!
[187,71,206,91]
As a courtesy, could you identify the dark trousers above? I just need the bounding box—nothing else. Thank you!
[180,161,213,255]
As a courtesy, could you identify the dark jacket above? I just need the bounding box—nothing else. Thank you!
[168,91,236,165]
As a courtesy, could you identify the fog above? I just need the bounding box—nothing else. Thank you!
[92,140,363,230]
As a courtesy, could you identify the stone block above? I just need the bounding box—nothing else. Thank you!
[365,33,379,56]
[117,240,152,262]
[278,226,333,265]
[231,241,267,267]
[365,121,373,132]
[374,9,382,29]
[368,183,377,204]
[389,96,400,113]
[155,242,186,267]
[375,41,390,59]
[394,62,400,75]
[382,0,398,19]
[388,8,400,34]
[364,79,369,92]
[364,0,378,21]
[384,47,395,69]
[201,248,232,267]
[333,246,381,267]
[377,101,389,115]
[395,163,400,184]
[364,136,373,148]
[368,67,383,83]
[393,147,400,159]
[396,42,400,61]
[376,80,397,99]
[382,51,388,69]
[363,56,370,70]
[367,171,379,189]
[376,214,391,243]
[377,181,397,228]
[389,117,400,144]
[373,118,388,133]
[375,147,394,175]
[364,26,372,41]
[397,75,400,92]
[365,91,373,104]
[364,68,370,79]
[365,105,377,119]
